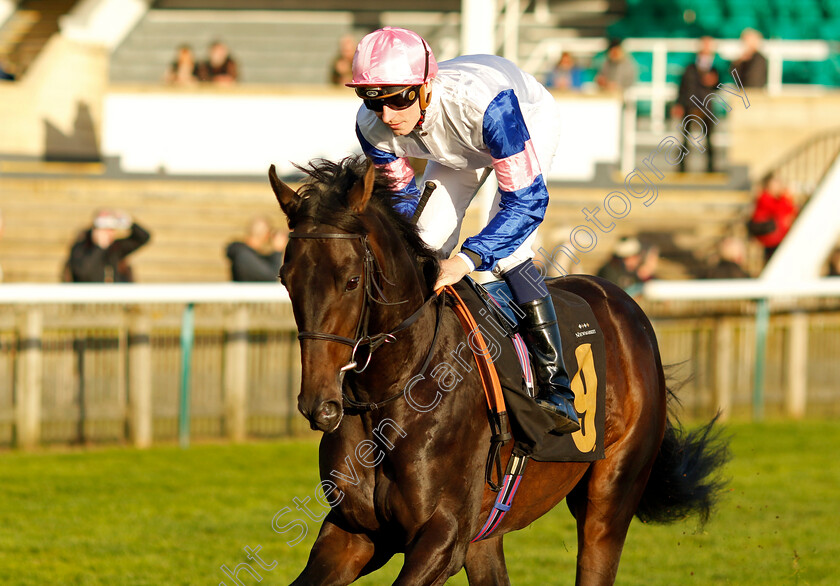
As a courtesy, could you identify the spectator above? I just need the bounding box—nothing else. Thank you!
[747,176,797,262]
[671,36,721,173]
[702,236,750,279]
[545,52,583,91]
[730,28,767,88]
[596,237,658,291]
[199,41,238,85]
[225,216,284,282]
[65,210,151,283]
[330,34,357,86]
[165,44,200,86]
[595,39,638,92]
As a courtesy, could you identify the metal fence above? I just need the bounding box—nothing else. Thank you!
[0,284,305,448]
[1,284,839,448]
[0,301,304,447]
[650,309,840,420]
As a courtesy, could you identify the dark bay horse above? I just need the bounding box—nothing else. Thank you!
[269,156,728,585]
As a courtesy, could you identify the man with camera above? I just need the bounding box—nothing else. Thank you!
[65,210,151,283]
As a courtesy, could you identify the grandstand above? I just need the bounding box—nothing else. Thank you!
[0,0,838,285]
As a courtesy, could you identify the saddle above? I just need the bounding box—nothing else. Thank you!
[451,277,606,463]
[446,277,607,542]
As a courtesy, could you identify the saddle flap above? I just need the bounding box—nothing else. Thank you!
[453,277,607,464]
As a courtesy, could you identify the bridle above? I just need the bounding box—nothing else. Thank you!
[288,230,445,412]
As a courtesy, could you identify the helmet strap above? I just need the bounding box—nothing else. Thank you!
[414,33,432,130]
[419,83,432,110]
[415,83,432,129]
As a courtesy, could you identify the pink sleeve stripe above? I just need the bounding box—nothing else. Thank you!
[375,157,415,191]
[492,139,541,193]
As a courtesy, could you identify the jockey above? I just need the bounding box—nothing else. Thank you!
[348,27,579,434]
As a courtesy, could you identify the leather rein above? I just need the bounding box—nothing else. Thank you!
[288,231,445,412]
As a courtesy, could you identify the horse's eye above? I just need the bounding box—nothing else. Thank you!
[345,276,361,291]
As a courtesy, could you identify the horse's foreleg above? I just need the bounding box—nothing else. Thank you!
[393,512,465,586]
[290,519,379,586]
[464,536,511,586]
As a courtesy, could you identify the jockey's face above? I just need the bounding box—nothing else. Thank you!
[377,99,422,136]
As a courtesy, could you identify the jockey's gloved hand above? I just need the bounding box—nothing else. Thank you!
[434,256,471,290]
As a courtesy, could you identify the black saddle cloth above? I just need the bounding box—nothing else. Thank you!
[452,278,606,463]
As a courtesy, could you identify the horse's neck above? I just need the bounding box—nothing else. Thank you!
[354,306,482,421]
[354,297,446,393]
[350,213,485,424]
[363,220,432,341]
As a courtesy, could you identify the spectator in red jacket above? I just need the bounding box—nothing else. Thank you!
[748,176,797,262]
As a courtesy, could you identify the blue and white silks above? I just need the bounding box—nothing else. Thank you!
[355,54,561,274]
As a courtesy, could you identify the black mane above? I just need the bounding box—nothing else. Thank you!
[289,156,440,288]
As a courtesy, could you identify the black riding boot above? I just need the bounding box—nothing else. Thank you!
[516,296,581,434]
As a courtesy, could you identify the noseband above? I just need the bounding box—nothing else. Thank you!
[289,231,445,411]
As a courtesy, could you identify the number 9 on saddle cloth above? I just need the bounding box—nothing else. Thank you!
[454,277,606,463]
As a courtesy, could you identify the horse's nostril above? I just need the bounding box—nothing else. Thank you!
[312,400,342,432]
[319,401,338,420]
[299,395,343,432]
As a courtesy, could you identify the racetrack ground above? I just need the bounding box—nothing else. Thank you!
[0,420,838,585]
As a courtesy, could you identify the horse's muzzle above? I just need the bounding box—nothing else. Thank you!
[300,398,343,433]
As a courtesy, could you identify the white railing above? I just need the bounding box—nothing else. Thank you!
[642,277,840,301]
[1,280,838,449]
[0,284,293,450]
[0,282,289,304]
[642,277,840,421]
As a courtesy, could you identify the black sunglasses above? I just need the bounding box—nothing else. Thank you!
[356,85,420,112]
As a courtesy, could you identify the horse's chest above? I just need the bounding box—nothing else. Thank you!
[328,467,396,529]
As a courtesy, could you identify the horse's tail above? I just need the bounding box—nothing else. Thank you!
[635,395,731,525]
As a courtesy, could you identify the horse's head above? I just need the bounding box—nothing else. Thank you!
[269,157,439,433]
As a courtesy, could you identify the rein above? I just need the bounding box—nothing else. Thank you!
[289,230,444,412]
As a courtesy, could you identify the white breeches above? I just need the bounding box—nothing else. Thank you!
[414,120,561,276]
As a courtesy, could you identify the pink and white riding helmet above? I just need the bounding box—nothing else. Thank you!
[346,27,438,87]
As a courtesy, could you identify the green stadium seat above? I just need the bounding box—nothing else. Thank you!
[606,19,635,39]
[580,68,597,85]
[666,52,695,84]
[720,14,761,38]
[826,0,840,17]
[631,52,653,83]
[782,61,815,84]
[818,18,840,39]
[729,0,771,18]
[792,0,824,19]
[695,7,725,32]
[811,59,840,85]
[723,1,759,18]
[765,20,809,39]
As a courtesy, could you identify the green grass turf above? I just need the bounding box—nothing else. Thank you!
[1,420,838,585]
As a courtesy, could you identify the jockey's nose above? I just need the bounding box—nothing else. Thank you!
[381,105,397,123]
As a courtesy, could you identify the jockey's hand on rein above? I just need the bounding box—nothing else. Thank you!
[434,256,471,290]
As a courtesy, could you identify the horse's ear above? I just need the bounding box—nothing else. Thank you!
[348,160,375,213]
[268,164,298,217]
